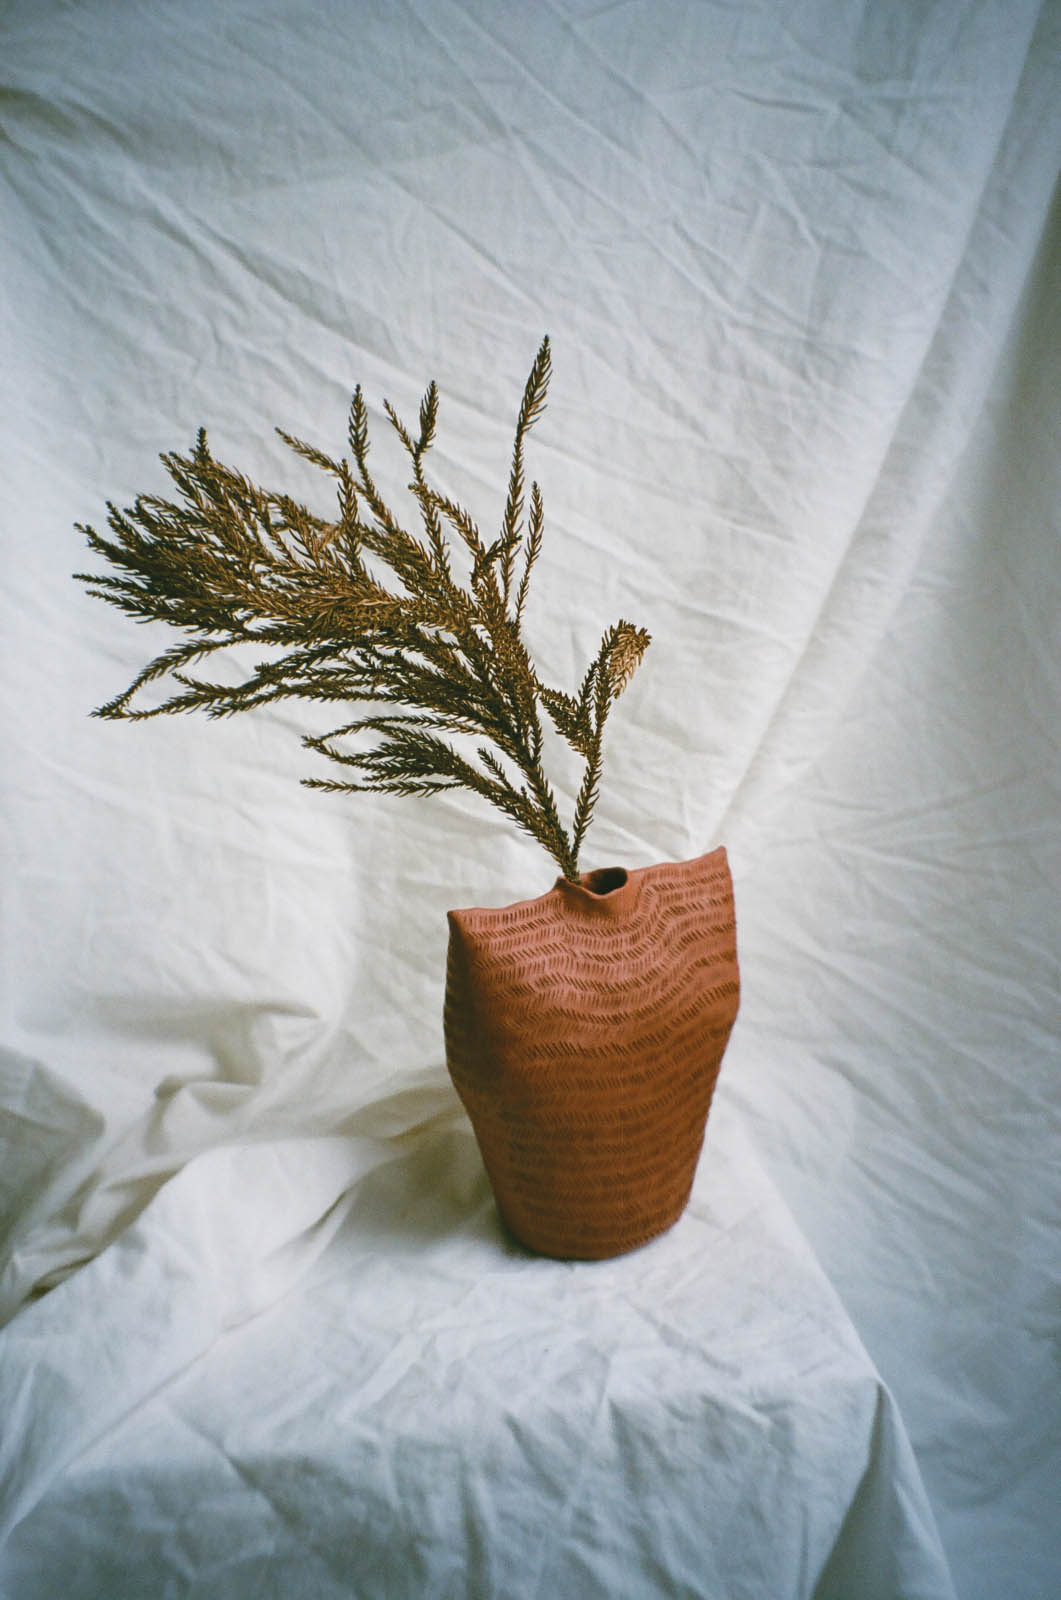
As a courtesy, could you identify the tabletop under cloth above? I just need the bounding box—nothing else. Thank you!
[0,1090,953,1600]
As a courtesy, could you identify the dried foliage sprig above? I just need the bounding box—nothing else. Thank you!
[75,338,650,881]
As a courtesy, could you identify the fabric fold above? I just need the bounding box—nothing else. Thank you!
[0,1135,392,1542]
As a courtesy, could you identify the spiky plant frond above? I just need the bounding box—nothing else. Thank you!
[75,338,650,881]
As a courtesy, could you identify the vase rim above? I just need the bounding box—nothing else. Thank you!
[447,848,730,926]
[555,864,642,917]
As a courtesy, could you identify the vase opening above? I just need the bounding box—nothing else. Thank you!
[582,866,628,896]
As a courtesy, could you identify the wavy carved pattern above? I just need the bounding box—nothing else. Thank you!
[444,848,740,1259]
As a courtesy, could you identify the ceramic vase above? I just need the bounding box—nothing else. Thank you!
[444,847,739,1259]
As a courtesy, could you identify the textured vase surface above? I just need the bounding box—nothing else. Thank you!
[444,847,740,1259]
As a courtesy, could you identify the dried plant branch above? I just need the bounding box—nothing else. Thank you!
[75,338,650,880]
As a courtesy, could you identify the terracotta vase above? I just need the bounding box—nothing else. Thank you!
[444,847,740,1259]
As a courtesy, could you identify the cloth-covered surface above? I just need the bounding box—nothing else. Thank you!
[0,1102,954,1599]
[2,1,1059,1596]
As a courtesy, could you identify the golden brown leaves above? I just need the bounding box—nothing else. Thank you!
[75,341,650,878]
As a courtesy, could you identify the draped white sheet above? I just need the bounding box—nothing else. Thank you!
[0,1104,956,1599]
[2,2,1058,1596]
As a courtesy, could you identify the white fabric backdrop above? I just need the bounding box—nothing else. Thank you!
[2,2,1059,1596]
